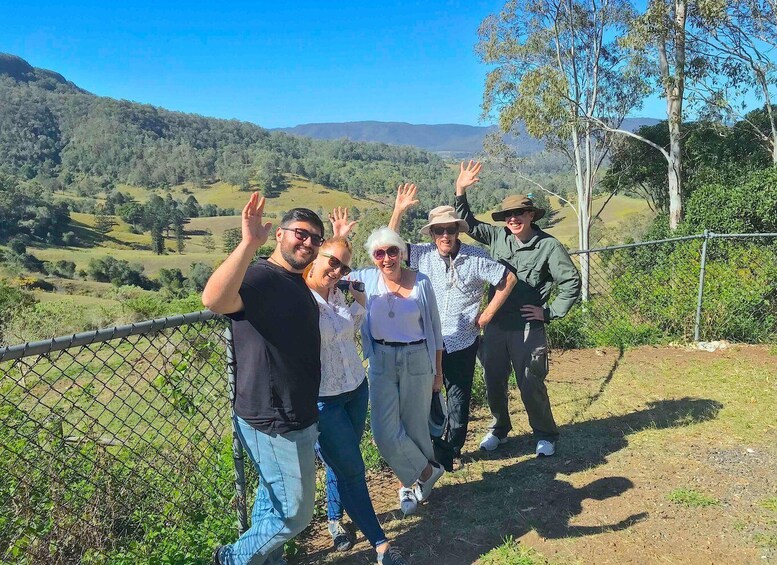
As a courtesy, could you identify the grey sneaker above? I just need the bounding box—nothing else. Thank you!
[414,462,444,502]
[328,520,354,551]
[377,545,408,565]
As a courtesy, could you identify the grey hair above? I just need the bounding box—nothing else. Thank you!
[365,227,407,260]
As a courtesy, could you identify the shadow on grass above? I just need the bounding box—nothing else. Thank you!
[297,396,722,565]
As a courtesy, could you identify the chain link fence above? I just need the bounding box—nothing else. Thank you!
[1,232,775,564]
[549,232,777,349]
[0,312,236,564]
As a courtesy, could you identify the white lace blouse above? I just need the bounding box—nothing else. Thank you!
[312,287,367,397]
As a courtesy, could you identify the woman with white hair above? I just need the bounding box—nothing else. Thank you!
[348,226,445,517]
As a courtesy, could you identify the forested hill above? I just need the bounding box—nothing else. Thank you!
[0,53,568,230]
[277,119,661,156]
[0,53,454,192]
[0,53,88,93]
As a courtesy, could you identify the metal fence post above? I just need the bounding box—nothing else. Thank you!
[225,325,249,535]
[694,230,710,342]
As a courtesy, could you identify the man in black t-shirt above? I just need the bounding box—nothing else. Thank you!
[203,192,324,565]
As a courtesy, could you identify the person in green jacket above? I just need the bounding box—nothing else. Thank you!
[454,161,581,457]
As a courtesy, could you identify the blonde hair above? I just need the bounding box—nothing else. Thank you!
[304,236,352,279]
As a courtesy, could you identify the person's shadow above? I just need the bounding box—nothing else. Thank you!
[297,397,722,564]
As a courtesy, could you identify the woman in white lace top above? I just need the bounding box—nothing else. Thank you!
[304,209,406,565]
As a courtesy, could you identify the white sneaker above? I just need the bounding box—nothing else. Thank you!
[479,432,507,451]
[398,487,417,516]
[414,462,444,502]
[536,440,555,457]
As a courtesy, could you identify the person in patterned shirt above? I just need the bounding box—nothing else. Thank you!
[389,183,517,464]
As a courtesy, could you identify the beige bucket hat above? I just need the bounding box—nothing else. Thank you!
[419,205,469,236]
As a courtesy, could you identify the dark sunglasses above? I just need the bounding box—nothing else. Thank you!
[280,227,324,247]
[431,226,459,236]
[504,209,531,219]
[320,252,352,276]
[373,246,400,261]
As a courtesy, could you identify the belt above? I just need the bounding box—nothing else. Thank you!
[374,338,425,347]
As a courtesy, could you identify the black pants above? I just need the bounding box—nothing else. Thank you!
[442,337,480,457]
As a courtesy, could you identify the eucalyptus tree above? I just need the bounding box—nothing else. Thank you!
[478,0,646,299]
[691,0,777,163]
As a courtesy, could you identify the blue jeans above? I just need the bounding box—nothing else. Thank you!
[316,378,387,548]
[221,418,318,565]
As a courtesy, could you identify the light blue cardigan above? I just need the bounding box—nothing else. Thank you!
[350,268,443,370]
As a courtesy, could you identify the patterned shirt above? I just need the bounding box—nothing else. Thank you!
[408,242,506,352]
[311,287,366,397]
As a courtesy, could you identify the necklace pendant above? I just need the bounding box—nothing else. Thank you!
[388,311,395,318]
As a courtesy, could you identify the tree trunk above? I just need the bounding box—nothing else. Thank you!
[667,102,683,230]
[572,130,590,301]
[666,0,686,230]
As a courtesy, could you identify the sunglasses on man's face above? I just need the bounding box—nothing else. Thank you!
[280,227,324,247]
[373,246,400,261]
[431,226,459,236]
[320,252,352,276]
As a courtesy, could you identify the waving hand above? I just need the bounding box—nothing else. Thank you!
[329,207,358,238]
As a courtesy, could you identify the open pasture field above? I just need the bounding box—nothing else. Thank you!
[297,345,777,565]
[37,178,386,280]
[116,175,384,216]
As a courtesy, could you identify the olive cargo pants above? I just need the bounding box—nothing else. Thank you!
[479,322,559,442]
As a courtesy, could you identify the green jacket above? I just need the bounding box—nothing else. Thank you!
[455,195,581,329]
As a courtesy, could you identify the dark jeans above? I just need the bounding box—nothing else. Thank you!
[442,337,480,457]
[315,378,387,548]
[480,323,559,442]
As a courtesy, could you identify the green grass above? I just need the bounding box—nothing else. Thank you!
[478,537,549,565]
[754,532,777,548]
[667,488,720,508]
[760,497,777,512]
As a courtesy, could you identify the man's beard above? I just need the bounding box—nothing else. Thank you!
[281,243,315,270]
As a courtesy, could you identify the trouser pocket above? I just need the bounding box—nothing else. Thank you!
[528,346,549,380]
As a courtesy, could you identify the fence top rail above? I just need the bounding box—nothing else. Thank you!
[0,310,220,362]
[570,234,704,255]
[708,232,777,239]
[570,231,777,255]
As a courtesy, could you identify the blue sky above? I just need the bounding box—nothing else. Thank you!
[4,0,666,128]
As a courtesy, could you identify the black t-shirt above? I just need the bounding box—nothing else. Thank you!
[230,259,321,434]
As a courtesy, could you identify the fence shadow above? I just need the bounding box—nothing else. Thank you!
[298,397,722,564]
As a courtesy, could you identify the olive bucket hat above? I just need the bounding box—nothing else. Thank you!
[491,194,546,222]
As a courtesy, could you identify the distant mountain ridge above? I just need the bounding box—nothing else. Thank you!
[277,118,662,157]
[0,53,89,94]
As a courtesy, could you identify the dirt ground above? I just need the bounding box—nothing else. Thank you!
[293,345,777,565]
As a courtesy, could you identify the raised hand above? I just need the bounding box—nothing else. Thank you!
[456,160,482,194]
[329,207,358,238]
[242,192,272,249]
[394,183,419,215]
